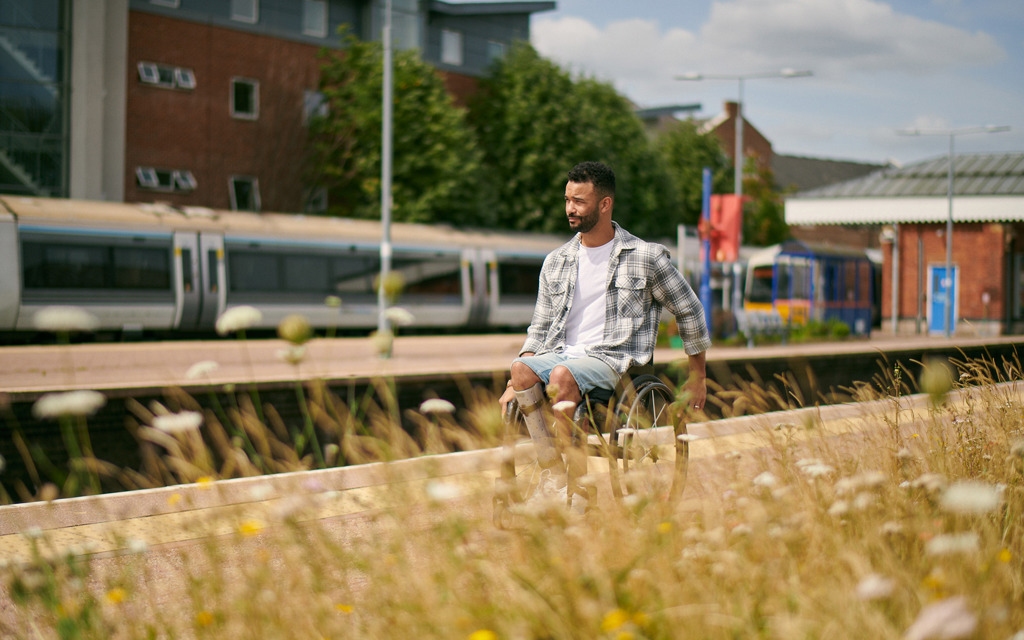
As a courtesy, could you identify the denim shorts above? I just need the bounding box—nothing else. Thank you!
[514,351,620,396]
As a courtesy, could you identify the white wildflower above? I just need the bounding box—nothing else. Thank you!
[419,398,456,414]
[909,472,947,493]
[127,538,148,554]
[896,447,914,461]
[22,526,44,539]
[752,471,778,488]
[276,345,307,365]
[384,306,415,327]
[724,450,742,460]
[616,428,638,435]
[33,306,99,332]
[247,484,274,501]
[152,411,204,434]
[925,532,980,556]
[215,305,262,335]
[904,596,976,640]
[880,521,903,535]
[425,480,461,502]
[730,523,753,536]
[852,491,876,511]
[552,400,577,413]
[32,390,106,419]
[185,360,219,380]
[800,462,835,478]
[369,329,393,357]
[677,433,699,442]
[940,480,1001,515]
[828,500,849,517]
[856,574,895,601]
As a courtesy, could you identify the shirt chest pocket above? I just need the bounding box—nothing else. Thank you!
[614,275,647,318]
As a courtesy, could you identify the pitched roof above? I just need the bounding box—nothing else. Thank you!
[793,152,1024,198]
[785,152,1024,225]
[772,154,889,194]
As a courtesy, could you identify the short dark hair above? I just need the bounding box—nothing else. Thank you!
[567,161,615,199]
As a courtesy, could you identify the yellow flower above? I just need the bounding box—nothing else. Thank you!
[105,588,127,604]
[167,493,182,506]
[238,519,265,536]
[615,632,635,640]
[195,610,214,626]
[999,548,1012,563]
[335,603,354,614]
[196,476,214,489]
[657,521,672,534]
[601,609,630,632]
[468,630,498,640]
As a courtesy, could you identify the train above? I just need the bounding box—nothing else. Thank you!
[743,239,881,335]
[0,195,879,342]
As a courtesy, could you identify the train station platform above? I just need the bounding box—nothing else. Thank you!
[1,332,1021,399]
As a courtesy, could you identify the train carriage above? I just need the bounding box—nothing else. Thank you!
[744,239,876,335]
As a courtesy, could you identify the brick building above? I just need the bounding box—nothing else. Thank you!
[786,153,1024,336]
[0,0,554,211]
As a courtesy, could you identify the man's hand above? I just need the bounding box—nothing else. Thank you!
[684,351,708,413]
[499,383,516,417]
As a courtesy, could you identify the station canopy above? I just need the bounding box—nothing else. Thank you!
[785,152,1024,225]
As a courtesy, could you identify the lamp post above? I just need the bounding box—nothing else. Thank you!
[377,0,394,353]
[676,69,812,200]
[896,125,1010,337]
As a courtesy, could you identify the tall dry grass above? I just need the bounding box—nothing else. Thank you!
[1,309,1022,639]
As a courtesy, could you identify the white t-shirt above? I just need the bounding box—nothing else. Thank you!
[564,240,613,356]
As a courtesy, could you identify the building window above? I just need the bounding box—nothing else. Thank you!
[303,0,327,37]
[136,167,196,192]
[441,29,463,66]
[230,176,261,212]
[231,78,259,119]
[302,90,327,124]
[487,40,506,64]
[138,62,195,90]
[150,0,180,7]
[231,0,258,24]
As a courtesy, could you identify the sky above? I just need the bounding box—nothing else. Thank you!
[523,0,1024,166]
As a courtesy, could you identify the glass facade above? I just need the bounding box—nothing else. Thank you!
[0,0,69,196]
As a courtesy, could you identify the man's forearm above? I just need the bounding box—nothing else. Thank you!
[688,351,707,381]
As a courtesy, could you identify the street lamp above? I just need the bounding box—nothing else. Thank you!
[377,0,394,355]
[896,124,1010,338]
[676,69,812,199]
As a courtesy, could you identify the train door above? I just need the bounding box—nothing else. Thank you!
[197,233,226,329]
[173,232,202,329]
[928,265,958,335]
[466,248,490,329]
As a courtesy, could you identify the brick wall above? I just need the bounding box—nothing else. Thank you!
[881,222,1009,325]
[125,11,320,212]
[714,101,773,173]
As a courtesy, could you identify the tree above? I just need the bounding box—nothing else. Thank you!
[469,43,675,235]
[741,160,789,246]
[656,120,733,227]
[308,32,482,224]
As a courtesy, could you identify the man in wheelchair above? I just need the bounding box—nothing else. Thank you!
[498,161,711,511]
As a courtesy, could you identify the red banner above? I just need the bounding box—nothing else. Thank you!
[707,194,744,262]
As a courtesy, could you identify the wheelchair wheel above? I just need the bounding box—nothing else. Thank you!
[607,375,688,503]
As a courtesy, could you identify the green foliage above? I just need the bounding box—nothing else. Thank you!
[309,31,482,224]
[468,43,677,236]
[741,159,790,246]
[656,120,733,227]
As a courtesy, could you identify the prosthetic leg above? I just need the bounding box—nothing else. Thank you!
[513,383,562,470]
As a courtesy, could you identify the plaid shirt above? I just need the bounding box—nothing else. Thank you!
[521,222,711,374]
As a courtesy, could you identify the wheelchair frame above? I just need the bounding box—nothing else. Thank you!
[493,370,690,526]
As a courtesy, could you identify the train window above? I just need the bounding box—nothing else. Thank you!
[331,253,380,296]
[393,253,462,299]
[792,263,811,299]
[283,255,330,292]
[228,251,280,292]
[112,247,172,289]
[747,266,774,304]
[181,248,193,292]
[776,264,791,300]
[497,260,542,301]
[22,241,171,291]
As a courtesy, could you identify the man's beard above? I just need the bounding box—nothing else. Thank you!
[568,208,600,234]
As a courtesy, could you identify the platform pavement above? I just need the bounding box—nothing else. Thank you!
[1,332,1021,398]
[3,383,1017,562]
